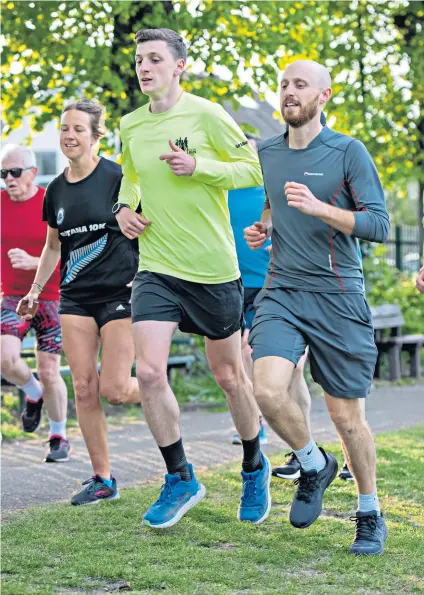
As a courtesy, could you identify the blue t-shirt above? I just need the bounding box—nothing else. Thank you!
[228,186,270,288]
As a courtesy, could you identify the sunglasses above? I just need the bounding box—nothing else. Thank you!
[1,167,34,179]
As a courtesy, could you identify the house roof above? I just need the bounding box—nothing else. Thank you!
[224,92,284,140]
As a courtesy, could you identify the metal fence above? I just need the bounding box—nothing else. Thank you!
[384,225,422,272]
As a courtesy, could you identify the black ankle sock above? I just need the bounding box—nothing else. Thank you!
[242,433,263,472]
[159,438,191,482]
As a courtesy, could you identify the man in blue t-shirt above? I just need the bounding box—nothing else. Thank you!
[228,135,311,458]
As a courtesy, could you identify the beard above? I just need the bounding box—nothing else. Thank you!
[282,93,321,128]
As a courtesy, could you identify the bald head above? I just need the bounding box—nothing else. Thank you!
[283,60,331,90]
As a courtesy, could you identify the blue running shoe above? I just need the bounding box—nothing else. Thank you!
[233,423,268,446]
[238,453,271,524]
[143,464,206,529]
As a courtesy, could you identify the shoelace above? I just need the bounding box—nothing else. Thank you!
[241,479,257,504]
[157,482,174,503]
[350,514,378,541]
[81,475,108,494]
[293,473,320,503]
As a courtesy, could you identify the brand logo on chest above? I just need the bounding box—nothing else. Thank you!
[175,137,196,156]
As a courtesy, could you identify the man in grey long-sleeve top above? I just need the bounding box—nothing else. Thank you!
[245,60,389,556]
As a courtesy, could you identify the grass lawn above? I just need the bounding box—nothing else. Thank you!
[2,427,424,595]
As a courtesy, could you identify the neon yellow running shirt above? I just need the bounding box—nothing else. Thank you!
[118,92,263,283]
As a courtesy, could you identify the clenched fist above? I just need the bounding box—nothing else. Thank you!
[244,221,271,250]
[8,248,38,270]
[116,208,151,240]
[284,182,325,217]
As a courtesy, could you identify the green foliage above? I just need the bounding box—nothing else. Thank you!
[1,0,423,191]
[363,245,424,333]
[1,392,34,440]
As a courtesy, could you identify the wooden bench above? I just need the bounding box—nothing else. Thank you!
[371,304,424,381]
[1,335,196,411]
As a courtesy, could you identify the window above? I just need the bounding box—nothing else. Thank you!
[35,151,57,176]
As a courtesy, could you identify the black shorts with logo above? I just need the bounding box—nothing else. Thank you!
[131,271,243,340]
[59,291,132,330]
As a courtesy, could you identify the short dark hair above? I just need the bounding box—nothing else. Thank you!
[135,28,187,62]
[62,99,106,139]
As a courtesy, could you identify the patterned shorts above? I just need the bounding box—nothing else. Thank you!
[1,296,62,354]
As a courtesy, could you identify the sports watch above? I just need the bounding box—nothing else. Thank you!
[112,202,130,215]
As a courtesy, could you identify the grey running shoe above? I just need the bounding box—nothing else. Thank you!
[45,436,72,463]
[350,511,388,556]
[71,475,119,506]
[289,447,338,529]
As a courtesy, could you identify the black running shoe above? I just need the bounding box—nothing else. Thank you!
[350,511,388,556]
[71,475,119,506]
[45,435,72,463]
[289,447,338,529]
[272,452,301,480]
[21,397,43,432]
[339,463,354,481]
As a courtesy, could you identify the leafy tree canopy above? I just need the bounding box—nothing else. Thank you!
[1,0,423,189]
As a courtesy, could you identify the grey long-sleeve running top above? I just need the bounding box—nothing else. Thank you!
[259,126,390,293]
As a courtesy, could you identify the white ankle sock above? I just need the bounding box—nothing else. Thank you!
[358,491,380,514]
[294,439,326,473]
[18,375,43,402]
[48,418,67,439]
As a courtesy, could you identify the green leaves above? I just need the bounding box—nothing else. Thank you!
[1,0,422,191]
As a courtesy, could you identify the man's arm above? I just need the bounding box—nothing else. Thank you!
[345,139,390,243]
[190,104,263,189]
[244,189,272,250]
[315,203,355,235]
[284,140,390,242]
[118,118,141,211]
[8,249,40,270]
[261,193,273,235]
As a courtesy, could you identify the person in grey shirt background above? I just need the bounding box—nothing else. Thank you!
[244,60,389,556]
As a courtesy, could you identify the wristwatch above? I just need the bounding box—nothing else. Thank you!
[112,202,130,215]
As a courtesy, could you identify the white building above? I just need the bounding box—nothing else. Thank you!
[1,118,68,188]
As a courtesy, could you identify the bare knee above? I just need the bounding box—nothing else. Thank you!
[38,365,60,393]
[255,384,289,420]
[1,352,20,377]
[329,407,361,436]
[136,361,168,395]
[212,365,242,398]
[99,381,127,406]
[73,377,99,408]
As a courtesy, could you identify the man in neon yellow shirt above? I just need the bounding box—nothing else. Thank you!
[114,28,271,529]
